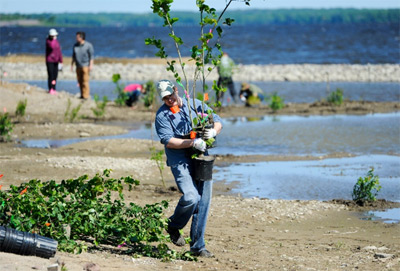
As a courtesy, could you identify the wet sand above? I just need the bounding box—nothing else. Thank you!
[1,81,400,270]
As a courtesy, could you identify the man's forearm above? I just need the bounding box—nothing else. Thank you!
[166,138,193,149]
[214,122,222,134]
[166,122,222,149]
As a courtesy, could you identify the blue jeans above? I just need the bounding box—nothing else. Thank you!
[169,161,213,252]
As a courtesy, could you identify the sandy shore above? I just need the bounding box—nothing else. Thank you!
[1,55,400,82]
[0,81,399,270]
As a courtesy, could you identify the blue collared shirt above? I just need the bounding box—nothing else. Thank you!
[155,98,222,166]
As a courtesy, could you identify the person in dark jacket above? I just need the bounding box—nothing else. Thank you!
[45,28,63,95]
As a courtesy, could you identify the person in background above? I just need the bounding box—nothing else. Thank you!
[71,31,94,99]
[45,28,63,95]
[155,80,222,258]
[216,52,238,104]
[124,83,146,107]
[239,82,265,107]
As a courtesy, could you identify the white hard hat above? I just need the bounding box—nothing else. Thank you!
[49,29,58,36]
[157,80,175,98]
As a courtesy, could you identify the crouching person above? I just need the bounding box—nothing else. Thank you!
[155,80,222,257]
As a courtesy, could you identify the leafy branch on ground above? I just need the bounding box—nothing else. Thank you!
[112,74,128,106]
[15,99,27,118]
[0,112,13,142]
[91,94,108,118]
[352,168,382,204]
[0,170,194,260]
[64,99,82,123]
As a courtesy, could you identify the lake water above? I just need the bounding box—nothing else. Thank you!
[213,155,400,201]
[21,113,400,157]
[359,208,400,224]
[1,24,399,64]
[11,79,400,104]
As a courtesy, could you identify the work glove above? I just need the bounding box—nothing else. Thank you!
[193,138,206,152]
[204,128,217,139]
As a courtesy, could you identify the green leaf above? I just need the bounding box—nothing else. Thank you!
[112,73,121,83]
[223,18,235,26]
[216,26,223,37]
[168,33,183,45]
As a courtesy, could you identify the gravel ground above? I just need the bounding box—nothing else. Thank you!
[1,55,399,82]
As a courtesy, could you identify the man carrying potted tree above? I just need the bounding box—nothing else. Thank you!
[155,80,222,258]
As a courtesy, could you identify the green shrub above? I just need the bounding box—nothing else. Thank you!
[268,92,285,112]
[246,95,261,106]
[64,99,82,123]
[150,147,166,187]
[0,170,193,260]
[91,94,108,118]
[327,88,344,106]
[143,80,157,108]
[0,112,14,142]
[112,74,128,106]
[15,99,27,118]
[352,168,382,203]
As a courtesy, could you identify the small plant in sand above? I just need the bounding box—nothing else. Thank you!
[64,99,82,123]
[0,112,14,142]
[268,92,285,112]
[150,146,166,187]
[15,99,27,118]
[327,88,344,106]
[352,168,381,204]
[91,94,108,118]
[143,80,157,108]
[146,0,250,144]
[0,170,194,260]
[112,73,128,106]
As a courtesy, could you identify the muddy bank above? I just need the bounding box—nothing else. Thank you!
[329,199,400,211]
[1,54,400,82]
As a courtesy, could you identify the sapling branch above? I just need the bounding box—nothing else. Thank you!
[164,14,195,129]
[148,0,249,131]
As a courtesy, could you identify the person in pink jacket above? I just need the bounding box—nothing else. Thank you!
[45,28,63,94]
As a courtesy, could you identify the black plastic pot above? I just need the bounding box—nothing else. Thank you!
[193,155,215,182]
[0,226,58,258]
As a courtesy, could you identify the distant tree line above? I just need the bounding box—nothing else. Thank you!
[0,9,399,26]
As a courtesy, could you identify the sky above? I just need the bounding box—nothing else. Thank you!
[0,0,399,13]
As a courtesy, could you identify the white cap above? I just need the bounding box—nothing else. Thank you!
[49,29,58,36]
[157,80,175,98]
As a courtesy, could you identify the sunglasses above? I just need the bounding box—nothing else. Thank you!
[163,95,175,102]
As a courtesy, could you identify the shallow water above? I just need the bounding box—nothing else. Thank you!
[359,208,400,224]
[21,113,400,157]
[215,113,400,156]
[213,155,400,201]
[11,80,400,104]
